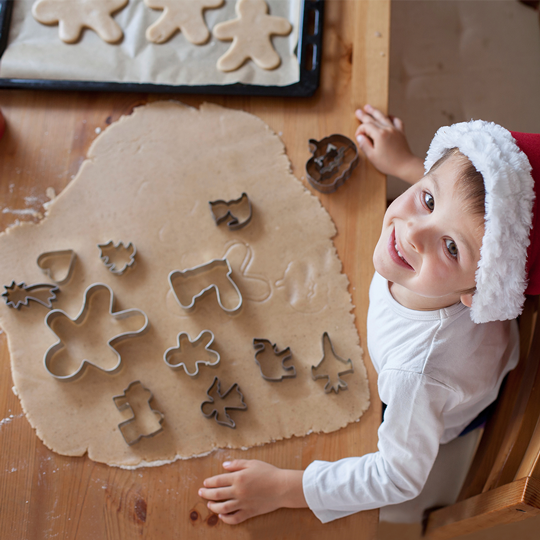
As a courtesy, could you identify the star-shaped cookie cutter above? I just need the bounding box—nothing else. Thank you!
[163,330,220,376]
[168,258,243,313]
[43,283,149,382]
[201,376,247,429]
[311,332,354,393]
[2,281,59,309]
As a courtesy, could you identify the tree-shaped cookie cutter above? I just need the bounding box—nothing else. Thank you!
[43,283,149,382]
[37,249,77,285]
[2,281,59,309]
[112,380,165,446]
[201,376,247,429]
[311,332,354,393]
[163,330,220,376]
[209,192,253,231]
[253,338,296,382]
[98,241,137,275]
[168,258,243,313]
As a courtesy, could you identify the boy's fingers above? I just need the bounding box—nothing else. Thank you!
[357,122,380,143]
[222,459,249,471]
[356,134,374,154]
[392,116,405,131]
[207,498,240,515]
[219,510,248,525]
[199,486,234,501]
[202,472,236,488]
[365,106,392,127]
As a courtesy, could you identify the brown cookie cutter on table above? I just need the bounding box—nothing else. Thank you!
[98,241,137,275]
[305,134,360,193]
[209,192,253,231]
[253,338,296,382]
[168,258,243,313]
[201,376,247,428]
[43,283,149,382]
[37,249,77,285]
[311,332,354,394]
[164,330,220,376]
[2,281,59,309]
[113,380,165,446]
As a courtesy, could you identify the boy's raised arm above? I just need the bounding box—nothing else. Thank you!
[199,460,307,524]
[355,104,425,185]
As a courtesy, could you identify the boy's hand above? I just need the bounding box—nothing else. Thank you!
[198,459,306,524]
[355,104,424,184]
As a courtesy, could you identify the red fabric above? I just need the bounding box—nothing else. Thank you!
[511,131,540,295]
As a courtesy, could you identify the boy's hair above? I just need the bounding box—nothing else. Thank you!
[428,147,486,220]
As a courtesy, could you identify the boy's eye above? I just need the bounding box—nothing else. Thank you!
[445,239,458,258]
[423,192,434,211]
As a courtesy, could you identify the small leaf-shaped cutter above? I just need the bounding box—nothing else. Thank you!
[2,281,59,309]
[168,258,243,313]
[98,241,137,275]
[37,249,77,285]
[112,380,164,446]
[253,338,296,382]
[311,332,354,393]
[43,283,149,382]
[201,376,247,429]
[209,192,253,231]
[163,330,220,376]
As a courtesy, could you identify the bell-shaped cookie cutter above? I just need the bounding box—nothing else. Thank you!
[2,281,59,309]
[168,258,243,313]
[37,249,77,285]
[98,241,137,275]
[43,282,149,382]
[209,192,253,231]
[113,380,165,446]
[164,330,220,376]
[311,332,354,393]
[201,376,247,429]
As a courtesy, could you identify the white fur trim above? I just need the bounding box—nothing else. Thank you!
[425,121,534,323]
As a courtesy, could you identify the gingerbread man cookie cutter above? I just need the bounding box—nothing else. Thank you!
[43,283,149,382]
[163,330,220,376]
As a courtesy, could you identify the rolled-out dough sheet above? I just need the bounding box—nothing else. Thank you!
[0,102,369,467]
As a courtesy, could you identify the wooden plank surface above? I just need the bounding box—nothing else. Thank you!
[0,1,389,538]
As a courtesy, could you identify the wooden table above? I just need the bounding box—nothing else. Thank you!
[0,1,389,538]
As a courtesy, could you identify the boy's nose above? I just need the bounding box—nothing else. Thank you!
[405,220,428,253]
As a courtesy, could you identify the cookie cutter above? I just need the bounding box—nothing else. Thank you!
[2,281,59,309]
[201,376,247,429]
[305,134,360,193]
[168,258,242,313]
[209,192,253,231]
[98,241,137,275]
[253,338,296,382]
[164,330,220,376]
[43,282,149,382]
[311,332,354,393]
[37,249,77,285]
[113,381,164,446]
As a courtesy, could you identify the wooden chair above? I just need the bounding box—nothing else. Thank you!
[424,295,540,539]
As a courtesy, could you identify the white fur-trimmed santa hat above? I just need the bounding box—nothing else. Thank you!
[424,120,540,323]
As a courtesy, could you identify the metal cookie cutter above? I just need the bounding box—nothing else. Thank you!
[37,249,77,285]
[311,332,354,393]
[168,258,242,313]
[164,330,220,376]
[2,281,59,309]
[201,376,247,429]
[113,381,164,446]
[305,134,360,193]
[209,192,253,231]
[98,241,137,275]
[253,338,296,382]
[43,283,149,382]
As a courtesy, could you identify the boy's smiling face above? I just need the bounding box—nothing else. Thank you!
[373,155,485,311]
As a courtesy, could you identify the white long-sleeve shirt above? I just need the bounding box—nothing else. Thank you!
[302,271,519,523]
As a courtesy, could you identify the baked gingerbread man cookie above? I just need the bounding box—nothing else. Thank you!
[213,0,292,72]
[144,0,224,45]
[32,0,128,44]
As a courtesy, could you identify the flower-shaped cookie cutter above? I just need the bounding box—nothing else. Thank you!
[311,332,354,393]
[98,241,137,275]
[163,330,220,376]
[168,258,243,313]
[43,283,149,382]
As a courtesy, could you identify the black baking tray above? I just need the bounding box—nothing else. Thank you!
[0,0,323,96]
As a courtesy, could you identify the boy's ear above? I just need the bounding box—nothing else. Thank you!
[460,293,474,308]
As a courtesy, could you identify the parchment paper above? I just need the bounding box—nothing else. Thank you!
[0,0,301,86]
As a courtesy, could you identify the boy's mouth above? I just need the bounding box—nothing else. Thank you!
[389,229,414,270]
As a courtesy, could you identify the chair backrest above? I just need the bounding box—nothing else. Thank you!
[424,295,540,539]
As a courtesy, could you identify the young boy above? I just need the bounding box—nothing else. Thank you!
[198,105,540,524]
